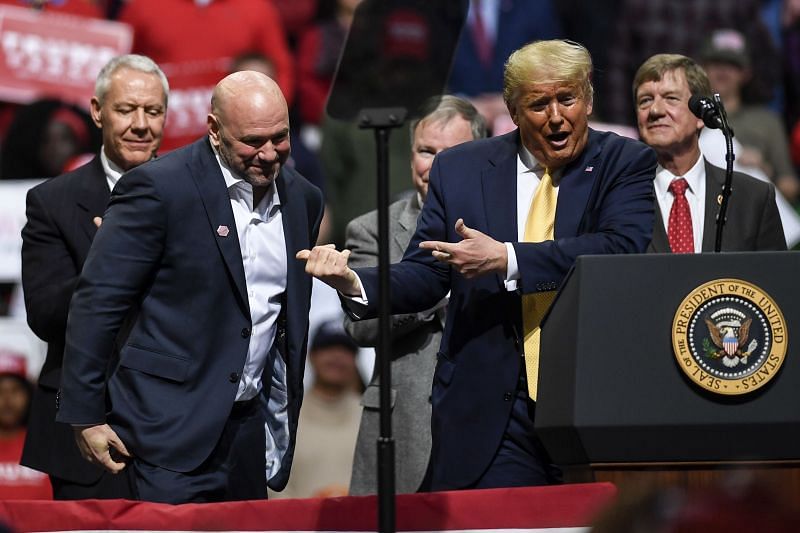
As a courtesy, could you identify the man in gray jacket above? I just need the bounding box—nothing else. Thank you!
[346,96,486,494]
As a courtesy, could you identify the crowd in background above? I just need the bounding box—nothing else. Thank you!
[0,0,799,500]
[1,0,800,244]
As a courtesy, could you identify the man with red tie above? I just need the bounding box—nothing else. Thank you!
[633,53,786,252]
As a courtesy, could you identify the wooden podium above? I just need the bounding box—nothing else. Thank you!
[535,253,800,497]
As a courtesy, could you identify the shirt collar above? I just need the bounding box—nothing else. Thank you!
[655,154,705,195]
[517,144,562,184]
[100,147,125,188]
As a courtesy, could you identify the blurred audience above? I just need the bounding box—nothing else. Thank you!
[591,475,800,533]
[0,0,107,17]
[0,350,51,500]
[700,29,800,203]
[0,99,97,179]
[448,0,563,130]
[604,0,780,126]
[117,0,293,151]
[274,320,362,499]
[296,0,362,126]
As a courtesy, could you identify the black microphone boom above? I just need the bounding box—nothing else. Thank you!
[688,94,723,130]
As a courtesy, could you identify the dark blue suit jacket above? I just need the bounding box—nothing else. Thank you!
[20,156,113,485]
[355,129,656,490]
[57,138,323,490]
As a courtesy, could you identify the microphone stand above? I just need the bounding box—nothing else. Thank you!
[713,93,735,253]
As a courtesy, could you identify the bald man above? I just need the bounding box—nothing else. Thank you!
[56,71,324,503]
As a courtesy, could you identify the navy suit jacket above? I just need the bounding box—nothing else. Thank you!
[57,138,323,490]
[354,129,656,490]
[20,156,112,484]
[648,160,786,252]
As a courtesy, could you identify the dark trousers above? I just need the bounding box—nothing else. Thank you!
[469,389,562,489]
[51,469,135,500]
[131,396,268,503]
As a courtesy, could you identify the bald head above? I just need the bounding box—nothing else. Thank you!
[211,70,286,120]
[207,70,291,200]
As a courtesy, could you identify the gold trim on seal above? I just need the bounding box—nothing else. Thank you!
[672,278,788,395]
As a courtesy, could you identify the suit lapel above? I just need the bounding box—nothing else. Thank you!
[554,130,602,238]
[75,156,110,242]
[649,202,671,253]
[481,132,519,243]
[276,168,309,312]
[188,139,250,315]
[394,195,419,258]
[702,159,723,252]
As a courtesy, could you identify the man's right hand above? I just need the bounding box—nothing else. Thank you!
[74,424,131,474]
[296,244,362,297]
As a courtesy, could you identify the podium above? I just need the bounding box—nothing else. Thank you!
[535,252,800,495]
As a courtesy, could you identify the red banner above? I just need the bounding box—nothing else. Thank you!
[0,483,617,532]
[0,5,131,107]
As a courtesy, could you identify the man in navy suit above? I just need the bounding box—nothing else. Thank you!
[21,54,168,499]
[57,71,324,503]
[299,40,656,491]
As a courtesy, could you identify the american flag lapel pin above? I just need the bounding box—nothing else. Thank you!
[584,166,594,172]
[217,225,230,237]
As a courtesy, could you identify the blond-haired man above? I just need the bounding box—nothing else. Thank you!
[300,40,656,491]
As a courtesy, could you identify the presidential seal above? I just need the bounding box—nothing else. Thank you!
[672,279,787,395]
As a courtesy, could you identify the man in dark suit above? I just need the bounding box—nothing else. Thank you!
[299,40,656,491]
[346,96,486,495]
[21,54,169,499]
[633,54,786,253]
[56,71,324,503]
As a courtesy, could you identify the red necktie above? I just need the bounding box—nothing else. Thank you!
[471,0,493,68]
[667,178,694,254]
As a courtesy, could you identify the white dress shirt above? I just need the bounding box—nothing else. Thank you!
[504,145,560,290]
[214,145,289,479]
[100,147,124,192]
[654,154,706,253]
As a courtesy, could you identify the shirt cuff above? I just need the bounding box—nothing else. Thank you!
[340,272,369,318]
[504,242,520,291]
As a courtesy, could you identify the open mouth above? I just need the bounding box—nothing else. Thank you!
[546,131,570,148]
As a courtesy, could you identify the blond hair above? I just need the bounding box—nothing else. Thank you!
[503,40,593,111]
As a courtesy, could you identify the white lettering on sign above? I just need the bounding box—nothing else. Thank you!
[1,30,115,84]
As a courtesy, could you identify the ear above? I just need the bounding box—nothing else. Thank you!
[207,113,221,146]
[90,97,103,129]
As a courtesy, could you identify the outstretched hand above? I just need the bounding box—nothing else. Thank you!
[74,423,131,474]
[296,244,362,296]
[419,218,507,279]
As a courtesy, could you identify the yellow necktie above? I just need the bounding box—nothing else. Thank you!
[521,168,557,401]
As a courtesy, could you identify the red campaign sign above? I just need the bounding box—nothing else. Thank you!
[0,5,132,107]
[159,58,230,152]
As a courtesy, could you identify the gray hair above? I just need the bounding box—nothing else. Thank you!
[410,95,487,143]
[95,54,169,106]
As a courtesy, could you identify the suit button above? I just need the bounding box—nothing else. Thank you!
[241,327,251,338]
[503,391,513,402]
[229,372,240,383]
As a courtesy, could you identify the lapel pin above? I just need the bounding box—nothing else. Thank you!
[717,195,723,205]
[217,225,230,237]
[584,166,594,172]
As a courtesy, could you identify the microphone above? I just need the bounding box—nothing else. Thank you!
[689,95,723,130]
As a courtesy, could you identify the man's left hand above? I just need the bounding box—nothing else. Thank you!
[420,219,507,279]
